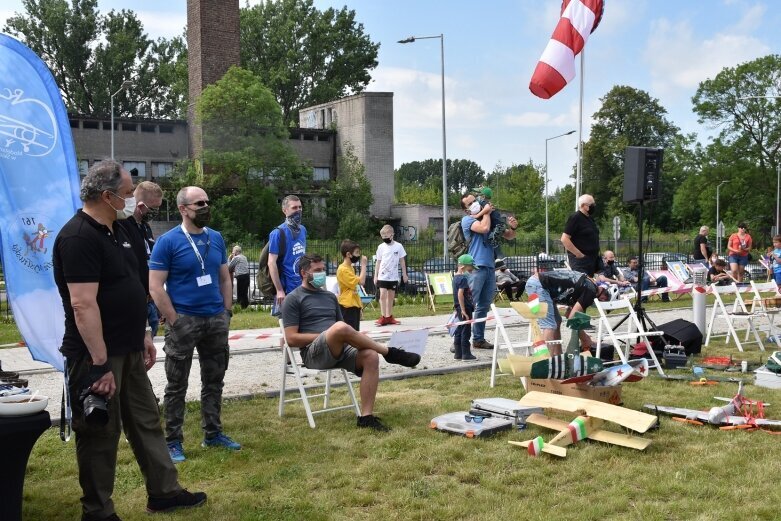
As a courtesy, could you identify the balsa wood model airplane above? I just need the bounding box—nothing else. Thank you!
[509,391,657,457]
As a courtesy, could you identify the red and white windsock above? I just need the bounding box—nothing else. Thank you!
[529,0,605,99]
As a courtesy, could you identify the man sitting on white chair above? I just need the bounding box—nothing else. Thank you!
[625,256,669,303]
[281,253,421,432]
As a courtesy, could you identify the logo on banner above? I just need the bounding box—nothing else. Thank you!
[10,215,54,273]
[0,88,57,159]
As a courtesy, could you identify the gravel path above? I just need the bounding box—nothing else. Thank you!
[0,305,702,421]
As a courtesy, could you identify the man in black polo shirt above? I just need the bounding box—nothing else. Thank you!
[561,193,601,276]
[53,161,205,520]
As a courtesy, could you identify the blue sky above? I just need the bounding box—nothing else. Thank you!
[3,0,780,190]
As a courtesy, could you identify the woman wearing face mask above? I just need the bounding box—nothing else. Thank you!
[561,194,601,276]
[337,239,368,331]
[373,225,408,326]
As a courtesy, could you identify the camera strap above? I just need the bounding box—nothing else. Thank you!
[60,360,72,442]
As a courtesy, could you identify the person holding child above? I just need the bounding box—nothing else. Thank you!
[452,254,478,362]
[337,239,368,331]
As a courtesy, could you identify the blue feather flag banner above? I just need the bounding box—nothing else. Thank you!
[0,34,81,371]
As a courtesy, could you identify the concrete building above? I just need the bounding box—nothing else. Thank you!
[299,92,394,218]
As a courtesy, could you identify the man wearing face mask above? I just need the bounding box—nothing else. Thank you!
[561,194,601,276]
[282,253,421,431]
[118,181,163,336]
[597,250,631,288]
[150,186,240,463]
[268,195,307,315]
[53,161,206,520]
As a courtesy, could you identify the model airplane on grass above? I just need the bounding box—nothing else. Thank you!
[560,358,648,386]
[645,383,781,431]
[509,391,657,457]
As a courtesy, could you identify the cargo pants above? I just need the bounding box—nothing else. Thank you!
[67,351,181,520]
[163,311,231,444]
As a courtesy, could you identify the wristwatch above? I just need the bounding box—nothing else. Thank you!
[145,326,153,334]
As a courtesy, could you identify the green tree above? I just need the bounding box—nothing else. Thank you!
[486,162,545,233]
[581,85,680,226]
[195,66,307,240]
[4,0,188,118]
[240,0,379,126]
[321,143,373,238]
[394,159,485,205]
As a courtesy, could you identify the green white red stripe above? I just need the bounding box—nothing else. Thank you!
[528,436,545,456]
[567,417,588,441]
[528,293,540,314]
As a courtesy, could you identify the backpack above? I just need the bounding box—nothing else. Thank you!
[257,225,286,297]
[447,220,470,260]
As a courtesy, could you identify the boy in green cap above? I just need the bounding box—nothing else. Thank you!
[476,186,508,249]
[452,254,478,361]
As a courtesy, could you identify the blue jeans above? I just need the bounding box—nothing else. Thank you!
[468,266,496,342]
[641,275,670,302]
[523,275,561,330]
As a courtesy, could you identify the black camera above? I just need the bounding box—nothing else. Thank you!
[80,388,109,426]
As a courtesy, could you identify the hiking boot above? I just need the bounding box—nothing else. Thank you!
[472,339,494,350]
[461,354,479,362]
[146,489,207,514]
[357,414,390,432]
[167,441,186,463]
[387,316,401,325]
[384,347,421,368]
[202,432,241,450]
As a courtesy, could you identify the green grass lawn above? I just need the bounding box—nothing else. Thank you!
[22,340,781,521]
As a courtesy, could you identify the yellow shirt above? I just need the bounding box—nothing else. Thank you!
[337,264,361,308]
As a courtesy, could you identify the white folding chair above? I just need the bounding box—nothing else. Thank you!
[595,298,666,375]
[489,304,535,387]
[748,281,781,347]
[704,284,764,352]
[278,320,361,428]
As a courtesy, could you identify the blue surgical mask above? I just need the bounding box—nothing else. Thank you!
[310,271,326,288]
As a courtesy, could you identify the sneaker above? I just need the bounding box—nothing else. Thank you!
[146,489,207,514]
[472,339,494,350]
[453,355,462,360]
[375,316,388,326]
[357,414,390,432]
[167,441,186,463]
[384,346,421,368]
[461,354,479,362]
[387,315,401,325]
[202,432,241,451]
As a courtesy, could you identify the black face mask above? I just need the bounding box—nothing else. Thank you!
[192,206,211,228]
[383,238,392,244]
[141,208,158,223]
[607,260,615,265]
[350,255,361,263]
[587,204,596,216]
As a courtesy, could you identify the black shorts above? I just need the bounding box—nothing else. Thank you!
[377,280,398,291]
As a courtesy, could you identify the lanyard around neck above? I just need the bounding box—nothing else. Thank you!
[180,224,210,274]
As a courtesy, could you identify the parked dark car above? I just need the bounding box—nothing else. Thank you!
[422,257,456,274]
[643,252,690,271]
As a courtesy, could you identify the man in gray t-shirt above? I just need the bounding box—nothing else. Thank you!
[281,254,421,432]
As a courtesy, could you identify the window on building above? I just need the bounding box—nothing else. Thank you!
[313,167,330,181]
[69,119,80,129]
[429,217,444,235]
[152,162,173,177]
[123,161,146,177]
[78,160,89,176]
[159,125,173,134]
[141,124,156,133]
[82,120,99,130]
[122,122,136,131]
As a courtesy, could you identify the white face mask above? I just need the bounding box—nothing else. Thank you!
[469,201,481,215]
[107,194,137,220]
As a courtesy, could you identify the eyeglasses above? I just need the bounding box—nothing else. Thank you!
[464,414,485,423]
[186,200,210,207]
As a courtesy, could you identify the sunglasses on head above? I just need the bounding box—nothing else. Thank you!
[187,200,210,207]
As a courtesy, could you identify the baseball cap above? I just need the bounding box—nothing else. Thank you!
[458,254,475,266]
[479,186,493,198]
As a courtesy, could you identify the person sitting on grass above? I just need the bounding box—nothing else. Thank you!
[282,253,421,432]
[708,258,732,286]
[452,254,478,362]
[336,239,367,331]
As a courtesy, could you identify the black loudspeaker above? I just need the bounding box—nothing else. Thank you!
[658,318,703,355]
[623,146,662,203]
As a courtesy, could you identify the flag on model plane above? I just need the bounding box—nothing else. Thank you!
[528,293,540,314]
[529,0,605,99]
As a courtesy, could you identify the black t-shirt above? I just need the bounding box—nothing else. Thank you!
[600,263,622,280]
[53,210,148,359]
[118,219,151,295]
[538,270,598,310]
[693,234,711,260]
[707,267,730,286]
[563,211,600,256]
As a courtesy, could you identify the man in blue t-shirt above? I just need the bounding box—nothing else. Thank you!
[460,192,518,351]
[269,194,307,314]
[150,186,240,463]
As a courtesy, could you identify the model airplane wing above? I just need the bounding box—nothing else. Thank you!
[510,301,548,320]
[644,404,709,423]
[520,391,657,432]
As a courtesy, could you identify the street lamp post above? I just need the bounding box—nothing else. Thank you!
[716,180,729,255]
[545,130,576,254]
[110,80,134,159]
[399,34,448,260]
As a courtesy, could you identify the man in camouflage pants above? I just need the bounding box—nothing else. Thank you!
[150,186,240,463]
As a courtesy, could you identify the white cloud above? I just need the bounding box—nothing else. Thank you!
[644,13,770,98]
[135,10,187,39]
